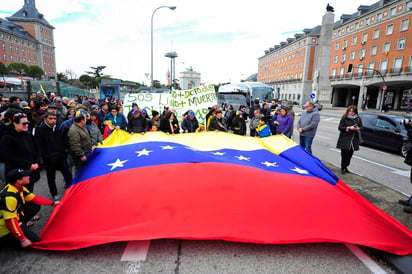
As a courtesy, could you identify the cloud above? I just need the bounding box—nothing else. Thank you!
[3,0,378,84]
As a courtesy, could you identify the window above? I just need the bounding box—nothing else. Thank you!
[367,62,375,76]
[362,33,368,43]
[397,38,406,50]
[371,46,378,56]
[339,67,345,76]
[352,36,358,45]
[1,43,5,50]
[10,55,14,62]
[390,7,396,16]
[393,57,403,73]
[386,24,394,35]
[350,51,356,60]
[343,40,348,48]
[383,42,391,53]
[357,64,364,76]
[360,48,366,58]
[377,13,382,21]
[332,68,337,77]
[335,42,340,50]
[366,18,370,25]
[373,29,380,39]
[400,19,410,31]
[379,60,388,74]
[3,54,7,61]
[333,55,338,63]
[9,45,13,52]
[407,1,412,11]
[341,53,347,62]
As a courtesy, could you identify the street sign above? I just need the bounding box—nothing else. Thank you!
[310,93,316,99]
[382,85,388,91]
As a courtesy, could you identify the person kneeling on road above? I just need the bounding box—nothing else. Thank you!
[0,169,59,249]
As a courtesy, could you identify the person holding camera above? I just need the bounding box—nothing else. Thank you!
[336,105,363,174]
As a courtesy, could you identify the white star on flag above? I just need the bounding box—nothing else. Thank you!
[235,155,250,161]
[213,152,225,156]
[160,145,176,150]
[261,161,278,167]
[107,158,128,171]
[291,167,309,174]
[135,148,153,157]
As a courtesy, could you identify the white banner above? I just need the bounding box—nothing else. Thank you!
[123,84,217,124]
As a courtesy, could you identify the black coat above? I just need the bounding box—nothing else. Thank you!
[336,116,363,151]
[0,129,41,172]
[34,122,67,165]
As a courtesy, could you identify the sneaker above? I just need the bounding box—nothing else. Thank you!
[26,221,35,227]
[31,215,41,221]
[53,195,61,201]
[403,207,412,214]
[399,199,411,206]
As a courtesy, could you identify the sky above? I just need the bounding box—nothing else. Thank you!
[1,0,379,85]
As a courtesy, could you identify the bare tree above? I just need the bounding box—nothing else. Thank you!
[65,69,77,85]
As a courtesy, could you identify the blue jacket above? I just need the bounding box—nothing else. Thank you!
[104,113,127,130]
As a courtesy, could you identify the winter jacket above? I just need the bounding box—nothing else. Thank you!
[181,117,199,133]
[34,121,67,165]
[297,109,320,137]
[336,115,363,151]
[0,129,41,172]
[128,116,148,133]
[275,114,293,135]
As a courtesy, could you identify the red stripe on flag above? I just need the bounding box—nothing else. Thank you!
[34,163,412,254]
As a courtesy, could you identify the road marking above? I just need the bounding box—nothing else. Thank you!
[317,135,332,140]
[121,240,151,262]
[329,148,409,177]
[323,117,337,122]
[345,244,388,274]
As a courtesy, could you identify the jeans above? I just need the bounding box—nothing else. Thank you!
[299,135,314,154]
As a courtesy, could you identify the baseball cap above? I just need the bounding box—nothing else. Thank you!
[6,168,31,183]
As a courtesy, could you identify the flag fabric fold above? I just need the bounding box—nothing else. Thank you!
[33,130,412,254]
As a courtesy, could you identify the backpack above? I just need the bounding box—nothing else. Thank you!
[0,188,24,217]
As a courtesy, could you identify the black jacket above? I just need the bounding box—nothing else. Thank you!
[34,122,67,164]
[336,116,363,151]
[0,129,41,172]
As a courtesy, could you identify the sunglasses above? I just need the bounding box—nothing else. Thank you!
[21,122,30,126]
[12,113,27,121]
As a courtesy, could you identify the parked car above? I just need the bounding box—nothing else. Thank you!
[301,102,323,111]
[358,112,409,157]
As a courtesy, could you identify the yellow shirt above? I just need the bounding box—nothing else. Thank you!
[0,184,35,237]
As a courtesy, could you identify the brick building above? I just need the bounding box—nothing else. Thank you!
[258,0,412,110]
[0,0,56,80]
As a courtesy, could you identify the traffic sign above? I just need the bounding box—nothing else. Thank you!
[310,93,316,99]
[382,85,388,91]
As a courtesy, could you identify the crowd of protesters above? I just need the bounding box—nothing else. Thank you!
[0,92,299,249]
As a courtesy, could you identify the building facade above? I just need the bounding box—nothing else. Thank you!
[0,0,56,79]
[258,0,412,110]
[179,67,201,90]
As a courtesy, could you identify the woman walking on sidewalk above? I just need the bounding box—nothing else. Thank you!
[336,105,362,174]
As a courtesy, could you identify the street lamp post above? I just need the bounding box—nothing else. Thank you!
[150,6,176,89]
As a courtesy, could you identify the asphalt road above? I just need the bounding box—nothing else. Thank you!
[1,108,411,273]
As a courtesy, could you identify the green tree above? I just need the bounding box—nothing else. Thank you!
[79,74,92,89]
[7,62,27,75]
[57,72,67,82]
[0,62,7,90]
[26,65,44,79]
[86,66,106,78]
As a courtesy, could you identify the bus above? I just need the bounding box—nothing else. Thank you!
[217,82,274,108]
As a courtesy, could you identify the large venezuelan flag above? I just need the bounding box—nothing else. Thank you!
[34,130,412,254]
